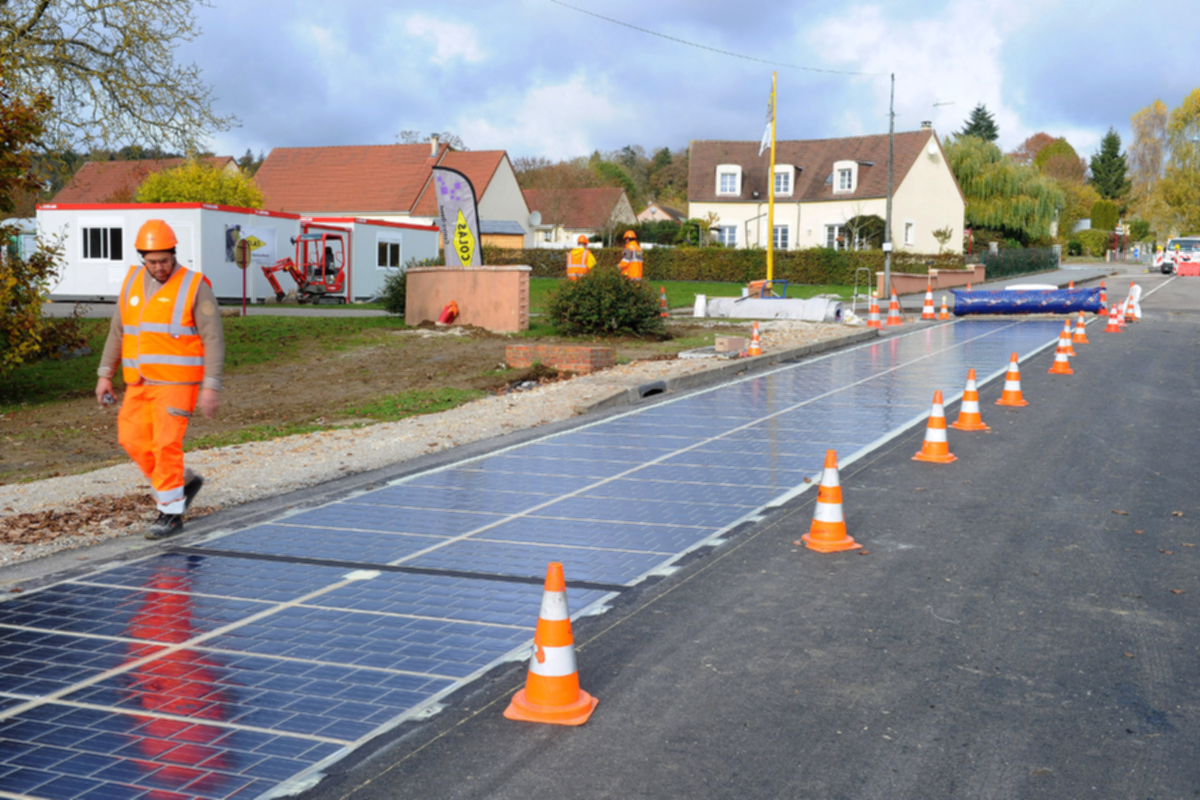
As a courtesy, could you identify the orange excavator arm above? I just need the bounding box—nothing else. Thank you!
[261,258,306,302]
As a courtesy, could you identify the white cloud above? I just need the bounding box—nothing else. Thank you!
[404,14,484,65]
[807,1,1041,148]
[456,74,630,159]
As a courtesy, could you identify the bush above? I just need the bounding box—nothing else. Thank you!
[1127,219,1152,242]
[1090,199,1119,232]
[547,266,664,337]
[982,247,1060,278]
[379,268,406,315]
[1076,229,1110,258]
[1067,239,1083,256]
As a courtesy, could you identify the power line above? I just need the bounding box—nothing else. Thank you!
[548,0,886,77]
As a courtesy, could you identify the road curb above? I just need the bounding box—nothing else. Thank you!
[572,328,882,416]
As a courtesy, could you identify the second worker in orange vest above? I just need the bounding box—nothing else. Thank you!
[95,220,225,540]
[566,235,596,280]
[618,229,644,281]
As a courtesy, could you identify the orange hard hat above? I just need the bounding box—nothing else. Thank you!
[135,219,178,252]
[622,229,637,240]
[577,235,588,245]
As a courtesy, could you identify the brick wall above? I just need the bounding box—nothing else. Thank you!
[506,344,616,374]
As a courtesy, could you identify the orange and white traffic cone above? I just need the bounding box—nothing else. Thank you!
[995,353,1029,407]
[1117,299,1128,329]
[886,289,903,326]
[866,292,882,328]
[1068,280,1075,289]
[659,286,669,318]
[913,391,957,463]
[1099,281,1108,314]
[747,322,762,356]
[798,450,860,553]
[1060,320,1076,357]
[950,369,989,431]
[966,282,972,291]
[1048,341,1073,375]
[1124,292,1135,323]
[1072,311,1089,344]
[937,296,951,320]
[921,281,936,319]
[504,562,598,726]
[1103,303,1121,333]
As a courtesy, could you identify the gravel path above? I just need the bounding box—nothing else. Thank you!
[0,321,851,565]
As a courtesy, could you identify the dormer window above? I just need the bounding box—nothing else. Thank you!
[832,159,858,194]
[716,164,742,196]
[774,165,794,196]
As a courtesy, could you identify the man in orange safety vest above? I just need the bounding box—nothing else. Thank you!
[566,235,596,280]
[95,220,225,540]
[618,229,643,280]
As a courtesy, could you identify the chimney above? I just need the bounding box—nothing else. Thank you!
[430,134,439,157]
[920,120,933,130]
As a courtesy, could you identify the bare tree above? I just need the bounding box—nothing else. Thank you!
[1129,100,1168,197]
[0,0,236,152]
[397,130,467,150]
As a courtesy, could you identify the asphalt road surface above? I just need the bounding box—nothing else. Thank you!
[305,268,1198,800]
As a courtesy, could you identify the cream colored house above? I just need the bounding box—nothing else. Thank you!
[688,126,964,253]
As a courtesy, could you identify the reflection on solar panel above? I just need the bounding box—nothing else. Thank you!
[0,320,1061,799]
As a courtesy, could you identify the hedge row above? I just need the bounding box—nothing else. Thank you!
[481,246,964,284]
[980,247,1060,278]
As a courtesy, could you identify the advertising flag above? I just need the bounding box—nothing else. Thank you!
[432,167,483,267]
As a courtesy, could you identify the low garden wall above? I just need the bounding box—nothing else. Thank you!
[406,265,530,332]
[506,344,616,374]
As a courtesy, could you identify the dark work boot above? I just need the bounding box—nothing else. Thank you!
[145,513,184,540]
[183,474,204,512]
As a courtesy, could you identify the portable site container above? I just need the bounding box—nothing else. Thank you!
[35,203,440,303]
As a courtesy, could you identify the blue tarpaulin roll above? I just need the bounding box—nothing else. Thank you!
[951,287,1102,315]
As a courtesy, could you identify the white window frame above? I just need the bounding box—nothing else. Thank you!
[376,233,403,269]
[773,224,790,250]
[774,165,794,196]
[716,164,742,196]
[903,221,915,246]
[79,218,125,262]
[825,224,845,250]
[832,160,857,194]
[717,225,737,247]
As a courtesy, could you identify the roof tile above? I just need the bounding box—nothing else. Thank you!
[52,157,235,204]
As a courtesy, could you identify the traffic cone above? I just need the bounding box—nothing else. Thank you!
[504,563,597,726]
[1117,299,1128,329]
[748,321,762,356]
[885,289,903,326]
[866,291,882,328]
[1060,320,1076,357]
[995,353,1028,407]
[1072,311,1089,344]
[1099,281,1108,313]
[950,369,989,431]
[659,286,669,318]
[921,281,936,319]
[937,296,951,320]
[1068,280,1075,289]
[1048,341,1073,375]
[913,391,957,463]
[1124,294,1135,323]
[798,450,860,553]
[966,282,972,291]
[1103,303,1121,333]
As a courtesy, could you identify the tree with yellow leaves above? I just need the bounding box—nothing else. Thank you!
[136,161,264,208]
[1134,90,1200,237]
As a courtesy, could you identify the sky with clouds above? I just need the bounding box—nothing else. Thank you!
[185,0,1200,162]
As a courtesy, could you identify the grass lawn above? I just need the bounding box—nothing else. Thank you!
[529,278,854,314]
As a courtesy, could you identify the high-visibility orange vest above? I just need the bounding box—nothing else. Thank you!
[619,243,643,280]
[566,247,594,280]
[119,265,207,385]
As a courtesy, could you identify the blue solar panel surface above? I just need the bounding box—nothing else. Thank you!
[0,319,1063,799]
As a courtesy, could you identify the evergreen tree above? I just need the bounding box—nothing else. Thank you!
[1089,127,1131,200]
[959,104,999,142]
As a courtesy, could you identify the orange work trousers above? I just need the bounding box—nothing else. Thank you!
[118,384,198,514]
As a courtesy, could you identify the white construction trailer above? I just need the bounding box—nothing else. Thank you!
[36,203,439,303]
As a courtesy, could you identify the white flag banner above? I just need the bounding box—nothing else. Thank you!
[759,87,774,157]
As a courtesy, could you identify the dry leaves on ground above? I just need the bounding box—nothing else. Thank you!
[0,496,214,546]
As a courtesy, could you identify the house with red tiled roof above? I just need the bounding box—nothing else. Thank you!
[52,157,238,204]
[688,125,964,252]
[254,139,534,246]
[522,186,636,248]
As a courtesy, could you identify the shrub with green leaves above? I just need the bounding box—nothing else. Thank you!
[1076,229,1111,257]
[1127,219,1152,242]
[1090,200,1119,232]
[379,267,406,315]
[1067,239,1083,256]
[547,266,664,337]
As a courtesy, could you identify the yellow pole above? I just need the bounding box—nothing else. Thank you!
[767,71,777,284]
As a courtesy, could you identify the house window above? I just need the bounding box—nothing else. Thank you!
[773,225,789,250]
[838,169,852,192]
[717,226,737,247]
[377,236,402,269]
[82,227,123,261]
[774,170,791,195]
[904,222,915,246]
[825,224,845,250]
[716,164,742,196]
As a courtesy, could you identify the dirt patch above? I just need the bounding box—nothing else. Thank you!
[0,323,727,486]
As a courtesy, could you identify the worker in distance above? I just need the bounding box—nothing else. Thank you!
[94,220,225,540]
[565,234,596,280]
[618,229,644,280]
